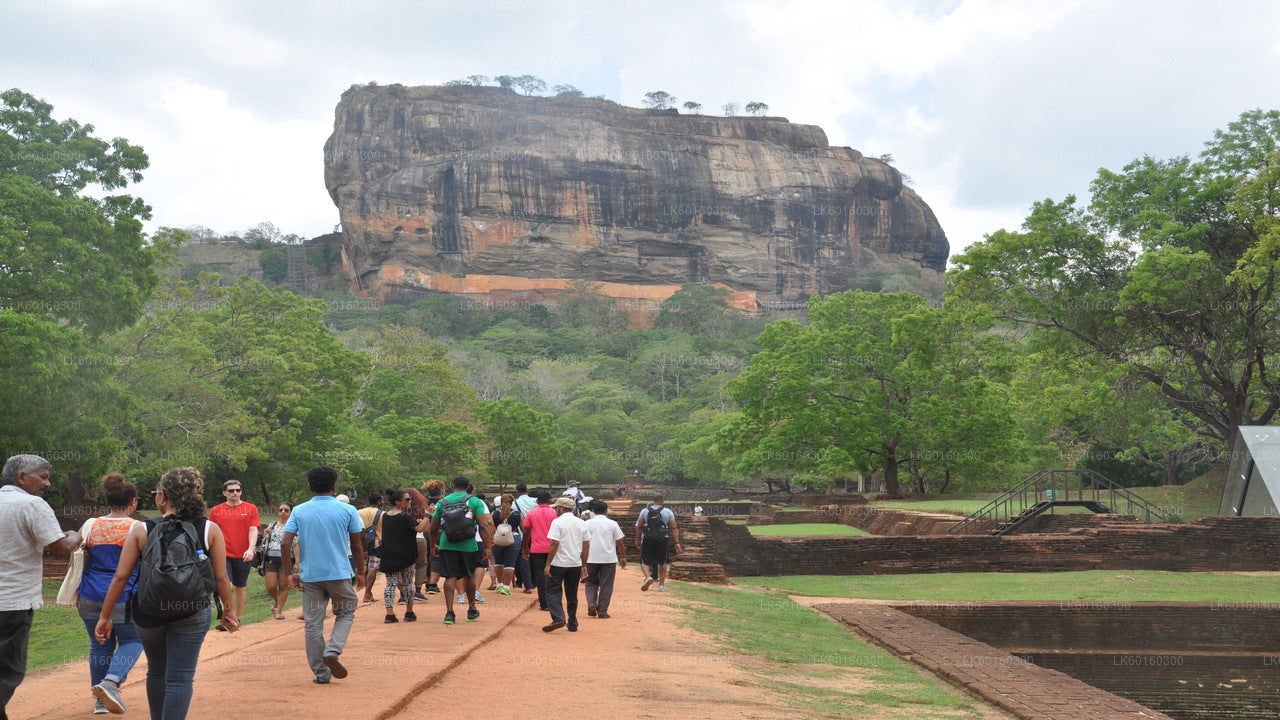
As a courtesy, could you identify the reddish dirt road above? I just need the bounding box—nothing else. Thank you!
[12,569,1009,720]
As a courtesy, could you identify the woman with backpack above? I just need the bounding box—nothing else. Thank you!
[94,467,237,720]
[77,473,143,715]
[489,493,521,596]
[261,501,296,620]
[378,490,430,622]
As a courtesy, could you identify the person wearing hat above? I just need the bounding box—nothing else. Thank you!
[561,480,586,514]
[541,496,589,632]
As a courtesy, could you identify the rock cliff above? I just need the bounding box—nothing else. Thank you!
[324,85,949,309]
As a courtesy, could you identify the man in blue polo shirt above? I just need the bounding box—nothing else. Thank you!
[281,466,365,684]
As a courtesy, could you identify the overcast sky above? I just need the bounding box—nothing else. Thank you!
[5,0,1279,259]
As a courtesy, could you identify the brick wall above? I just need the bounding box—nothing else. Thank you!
[900,603,1280,720]
[709,516,1280,576]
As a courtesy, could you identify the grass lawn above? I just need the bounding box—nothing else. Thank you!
[747,523,870,537]
[676,583,1000,719]
[868,499,992,515]
[736,569,1280,603]
[29,576,304,672]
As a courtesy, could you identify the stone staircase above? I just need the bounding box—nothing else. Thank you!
[608,500,729,584]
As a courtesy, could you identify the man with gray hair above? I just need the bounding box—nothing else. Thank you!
[0,455,82,719]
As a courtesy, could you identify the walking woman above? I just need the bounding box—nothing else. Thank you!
[96,467,237,720]
[77,473,143,715]
[262,502,296,620]
[380,490,430,622]
[489,493,521,596]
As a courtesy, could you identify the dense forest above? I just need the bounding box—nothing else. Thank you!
[4,86,1276,507]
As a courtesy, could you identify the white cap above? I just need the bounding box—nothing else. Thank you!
[335,494,350,504]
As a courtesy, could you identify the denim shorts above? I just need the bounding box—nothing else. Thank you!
[491,535,522,569]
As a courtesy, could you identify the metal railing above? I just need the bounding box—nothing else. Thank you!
[946,469,1171,535]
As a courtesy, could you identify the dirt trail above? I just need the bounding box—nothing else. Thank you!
[11,566,811,720]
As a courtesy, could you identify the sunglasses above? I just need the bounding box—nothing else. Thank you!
[225,488,242,493]
[278,508,290,513]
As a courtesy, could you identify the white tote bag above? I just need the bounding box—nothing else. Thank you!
[54,518,95,608]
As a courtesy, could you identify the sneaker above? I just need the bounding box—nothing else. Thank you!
[598,611,611,619]
[466,607,480,622]
[385,614,399,623]
[322,654,347,680]
[425,584,441,595]
[641,577,654,591]
[496,584,512,596]
[92,680,125,714]
[587,607,598,617]
[93,699,109,715]
[455,594,467,604]
[658,584,668,592]
[413,590,428,601]
[397,598,406,606]
[313,676,331,684]
[443,611,456,625]
[404,610,417,622]
[475,592,486,603]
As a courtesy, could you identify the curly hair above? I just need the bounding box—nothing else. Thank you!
[101,472,138,509]
[156,467,207,519]
[421,478,445,498]
[402,487,429,522]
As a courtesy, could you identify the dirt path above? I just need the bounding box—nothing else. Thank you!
[10,568,1003,720]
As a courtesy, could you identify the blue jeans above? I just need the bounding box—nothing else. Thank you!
[135,607,210,720]
[78,599,142,687]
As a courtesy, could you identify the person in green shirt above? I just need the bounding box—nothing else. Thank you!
[428,477,494,624]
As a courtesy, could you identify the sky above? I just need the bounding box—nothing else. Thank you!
[5,0,1280,259]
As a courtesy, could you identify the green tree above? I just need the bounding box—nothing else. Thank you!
[744,101,769,117]
[553,84,584,98]
[728,291,1017,495]
[642,91,676,110]
[258,244,287,283]
[359,325,475,421]
[1,88,162,335]
[476,398,569,488]
[371,414,479,481]
[513,75,547,95]
[949,109,1280,455]
[682,101,702,114]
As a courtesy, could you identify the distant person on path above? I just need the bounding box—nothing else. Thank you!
[357,493,384,603]
[96,467,237,719]
[404,488,431,603]
[635,495,681,592]
[208,479,259,628]
[378,490,430,623]
[0,455,83,720]
[511,484,536,592]
[582,499,626,619]
[261,502,296,620]
[77,473,143,714]
[561,480,586,514]
[280,466,366,684]
[489,493,521,596]
[542,497,589,632]
[421,483,444,595]
[520,490,556,610]
[428,476,493,624]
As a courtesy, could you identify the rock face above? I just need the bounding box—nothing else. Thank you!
[324,85,949,309]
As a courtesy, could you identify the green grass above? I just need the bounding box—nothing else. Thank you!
[737,569,1280,603]
[676,583,1000,719]
[29,577,304,672]
[747,523,870,537]
[868,499,992,514]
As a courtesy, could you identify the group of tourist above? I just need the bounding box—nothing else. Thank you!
[0,453,683,720]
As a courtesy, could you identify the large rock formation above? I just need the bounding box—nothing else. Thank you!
[324,85,949,310]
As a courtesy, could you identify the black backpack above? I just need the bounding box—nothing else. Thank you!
[440,497,476,543]
[135,517,216,618]
[645,504,669,540]
[364,508,384,556]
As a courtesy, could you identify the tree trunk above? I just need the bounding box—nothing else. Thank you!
[883,452,901,496]
[258,480,272,509]
[65,471,86,514]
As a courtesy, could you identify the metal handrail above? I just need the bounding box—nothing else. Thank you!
[946,469,1170,534]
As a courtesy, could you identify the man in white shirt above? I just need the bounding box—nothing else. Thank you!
[561,480,586,514]
[582,500,626,619]
[541,497,589,632]
[0,455,82,718]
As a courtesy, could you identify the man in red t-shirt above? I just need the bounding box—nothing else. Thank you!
[209,479,259,626]
[519,490,557,612]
